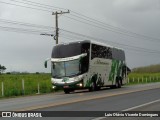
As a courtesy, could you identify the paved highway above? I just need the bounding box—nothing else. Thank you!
[0,83,160,120]
[38,88,160,111]
[36,88,160,120]
[0,83,160,111]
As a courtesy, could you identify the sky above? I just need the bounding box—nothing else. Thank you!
[0,0,160,73]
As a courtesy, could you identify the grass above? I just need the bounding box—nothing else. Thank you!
[127,73,160,85]
[0,73,56,98]
[0,73,160,98]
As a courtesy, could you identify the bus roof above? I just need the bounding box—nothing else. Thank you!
[56,40,124,51]
[90,40,124,51]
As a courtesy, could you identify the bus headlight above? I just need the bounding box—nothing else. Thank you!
[77,83,83,87]
[80,83,83,87]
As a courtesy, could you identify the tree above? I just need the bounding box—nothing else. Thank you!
[0,64,6,74]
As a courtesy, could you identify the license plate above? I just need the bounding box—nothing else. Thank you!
[63,86,69,88]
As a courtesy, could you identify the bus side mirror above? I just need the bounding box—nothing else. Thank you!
[44,58,51,68]
[44,61,47,68]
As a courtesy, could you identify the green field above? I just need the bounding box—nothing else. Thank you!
[127,73,160,85]
[0,73,160,98]
[0,73,54,98]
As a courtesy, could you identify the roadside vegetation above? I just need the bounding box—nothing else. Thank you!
[127,73,160,85]
[132,64,160,73]
[0,73,55,98]
[0,64,160,98]
[0,64,6,74]
[127,64,160,85]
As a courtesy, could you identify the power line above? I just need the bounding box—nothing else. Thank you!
[12,0,160,42]
[1,17,149,44]
[0,1,52,12]
[1,0,160,42]
[0,25,53,35]
[0,23,160,55]
[0,0,160,54]
[69,12,160,42]
[8,0,62,12]
[60,29,160,54]
[0,18,54,30]
[20,0,67,10]
[61,34,160,54]
[60,33,84,40]
[63,15,158,42]
[61,33,160,55]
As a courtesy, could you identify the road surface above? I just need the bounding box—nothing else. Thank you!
[0,83,160,120]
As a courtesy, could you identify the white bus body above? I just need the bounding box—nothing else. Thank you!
[45,40,127,93]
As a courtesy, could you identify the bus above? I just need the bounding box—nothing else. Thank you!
[45,40,128,94]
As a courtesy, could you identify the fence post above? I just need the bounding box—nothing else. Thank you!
[133,77,134,83]
[1,81,4,97]
[22,79,25,95]
[127,77,129,84]
[37,82,40,94]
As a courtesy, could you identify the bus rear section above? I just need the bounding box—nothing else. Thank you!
[88,43,127,90]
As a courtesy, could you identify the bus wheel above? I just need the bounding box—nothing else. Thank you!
[116,79,121,88]
[119,80,122,88]
[64,89,70,94]
[89,82,97,91]
[97,86,101,91]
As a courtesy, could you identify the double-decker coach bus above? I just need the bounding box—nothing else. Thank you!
[45,40,128,94]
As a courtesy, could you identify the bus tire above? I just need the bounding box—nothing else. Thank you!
[119,79,122,88]
[116,79,121,88]
[115,80,119,88]
[89,82,97,91]
[110,85,115,89]
[64,89,70,94]
[97,86,101,91]
[113,79,121,89]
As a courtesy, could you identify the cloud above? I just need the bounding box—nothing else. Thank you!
[113,0,160,12]
[0,0,160,72]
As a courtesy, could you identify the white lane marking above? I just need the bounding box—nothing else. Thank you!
[92,117,106,120]
[122,98,160,111]
[92,99,160,120]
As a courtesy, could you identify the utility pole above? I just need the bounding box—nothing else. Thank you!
[52,10,70,44]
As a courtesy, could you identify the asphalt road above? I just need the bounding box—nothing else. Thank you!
[0,83,160,111]
[34,88,160,120]
[0,83,160,120]
[97,100,160,120]
[38,88,160,111]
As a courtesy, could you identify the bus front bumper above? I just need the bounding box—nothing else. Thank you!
[51,74,85,88]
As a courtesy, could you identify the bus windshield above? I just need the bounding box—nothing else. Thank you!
[52,59,81,78]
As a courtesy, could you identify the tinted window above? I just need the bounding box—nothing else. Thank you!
[52,41,90,58]
[91,44,112,59]
[112,48,125,61]
[52,43,81,58]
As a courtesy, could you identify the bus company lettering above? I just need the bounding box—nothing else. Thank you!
[94,59,109,65]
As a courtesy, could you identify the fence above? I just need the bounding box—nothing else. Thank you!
[0,74,56,98]
[0,74,160,97]
[127,76,160,84]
